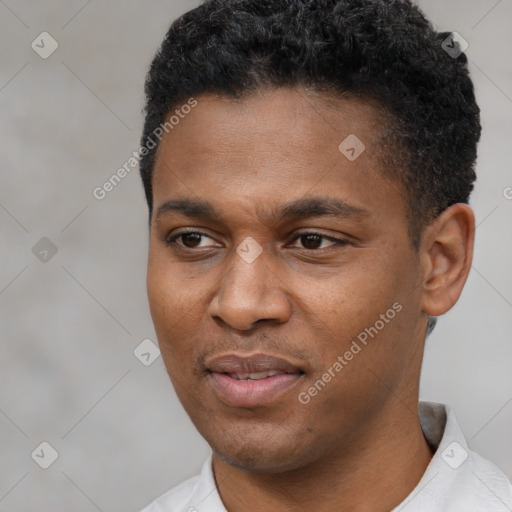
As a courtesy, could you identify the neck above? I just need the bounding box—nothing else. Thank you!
[213,399,433,512]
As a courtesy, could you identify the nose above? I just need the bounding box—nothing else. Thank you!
[207,243,291,331]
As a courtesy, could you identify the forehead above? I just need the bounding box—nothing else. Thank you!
[153,87,387,169]
[151,87,407,227]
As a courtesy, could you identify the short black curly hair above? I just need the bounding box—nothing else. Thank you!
[139,0,480,248]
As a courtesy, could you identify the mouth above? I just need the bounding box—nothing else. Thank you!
[224,370,292,380]
[206,353,305,407]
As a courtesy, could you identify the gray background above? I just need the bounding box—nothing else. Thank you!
[0,0,511,511]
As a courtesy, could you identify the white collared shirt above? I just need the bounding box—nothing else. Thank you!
[141,401,512,511]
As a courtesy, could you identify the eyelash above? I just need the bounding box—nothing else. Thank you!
[164,230,349,251]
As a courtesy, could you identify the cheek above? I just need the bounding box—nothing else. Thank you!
[146,249,211,375]
[147,252,187,360]
[147,245,193,324]
[146,256,172,333]
[301,252,415,380]
[305,259,396,330]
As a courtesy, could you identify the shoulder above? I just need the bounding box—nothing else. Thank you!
[398,401,512,511]
[140,473,201,512]
[465,449,512,507]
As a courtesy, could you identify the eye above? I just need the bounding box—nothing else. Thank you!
[165,230,219,249]
[164,230,349,251]
[289,232,349,250]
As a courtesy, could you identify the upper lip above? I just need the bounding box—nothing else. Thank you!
[206,353,303,374]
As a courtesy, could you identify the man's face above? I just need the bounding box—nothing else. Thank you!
[147,88,427,472]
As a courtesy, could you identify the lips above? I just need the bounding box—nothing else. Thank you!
[206,353,304,407]
[228,370,284,380]
[208,354,302,374]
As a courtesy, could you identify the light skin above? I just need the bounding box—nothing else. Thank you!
[146,87,475,512]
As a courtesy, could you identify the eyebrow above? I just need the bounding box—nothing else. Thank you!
[155,197,370,224]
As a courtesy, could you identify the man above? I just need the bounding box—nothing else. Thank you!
[138,0,512,510]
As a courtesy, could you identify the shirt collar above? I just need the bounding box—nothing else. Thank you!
[392,401,512,511]
[183,401,512,512]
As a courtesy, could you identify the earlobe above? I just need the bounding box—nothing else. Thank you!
[420,204,475,317]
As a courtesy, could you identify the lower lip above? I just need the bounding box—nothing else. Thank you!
[209,372,303,407]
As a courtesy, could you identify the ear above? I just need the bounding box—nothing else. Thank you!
[420,203,475,317]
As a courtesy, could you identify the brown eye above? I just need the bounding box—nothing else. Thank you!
[164,230,217,249]
[180,233,203,248]
[300,234,323,249]
[290,232,347,250]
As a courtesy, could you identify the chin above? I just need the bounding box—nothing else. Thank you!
[207,424,314,473]
[217,448,304,473]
